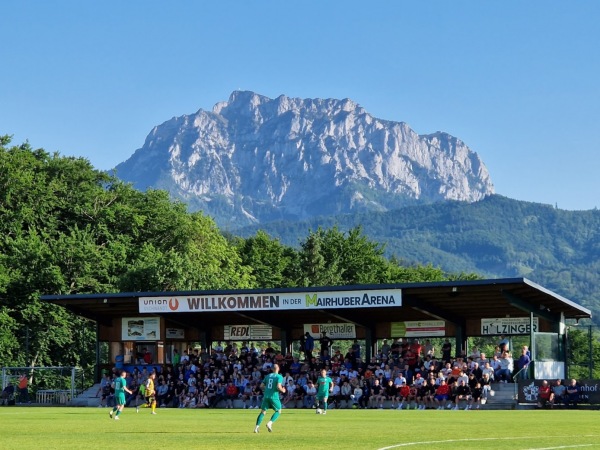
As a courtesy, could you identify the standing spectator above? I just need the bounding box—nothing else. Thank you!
[1,382,15,406]
[498,335,510,353]
[142,348,152,364]
[172,349,181,367]
[441,339,452,363]
[303,332,315,361]
[517,347,531,379]
[565,379,580,408]
[319,332,333,358]
[17,374,30,404]
[380,339,391,357]
[351,340,361,364]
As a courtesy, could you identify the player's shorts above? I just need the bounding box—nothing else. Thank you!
[317,394,329,401]
[260,396,282,412]
[115,394,126,406]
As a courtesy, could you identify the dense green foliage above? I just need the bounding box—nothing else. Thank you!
[0,137,472,369]
[235,195,600,321]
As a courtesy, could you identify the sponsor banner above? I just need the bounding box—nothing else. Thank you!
[122,317,160,341]
[303,323,356,339]
[481,317,539,335]
[166,328,185,339]
[518,379,600,404]
[139,288,401,313]
[391,320,445,337]
[224,325,272,340]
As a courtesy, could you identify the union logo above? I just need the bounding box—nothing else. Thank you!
[169,298,180,311]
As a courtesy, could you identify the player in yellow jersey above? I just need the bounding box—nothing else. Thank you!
[144,372,157,415]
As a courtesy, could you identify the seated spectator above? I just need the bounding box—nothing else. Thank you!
[303,380,317,408]
[369,379,384,409]
[565,379,580,408]
[358,380,370,409]
[204,381,217,408]
[281,380,296,408]
[453,379,473,410]
[99,374,115,408]
[496,351,513,383]
[537,380,552,408]
[240,381,253,408]
[350,383,363,407]
[224,381,238,408]
[550,379,566,407]
[383,379,396,409]
[396,381,412,410]
[338,380,352,408]
[481,362,495,381]
[434,380,450,410]
[250,381,263,409]
[471,382,483,409]
[156,379,169,407]
[415,379,431,410]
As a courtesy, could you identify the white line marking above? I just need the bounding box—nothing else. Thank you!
[378,436,600,450]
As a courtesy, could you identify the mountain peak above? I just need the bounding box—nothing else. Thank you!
[115,91,494,227]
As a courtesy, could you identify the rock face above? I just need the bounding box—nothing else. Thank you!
[114,91,494,226]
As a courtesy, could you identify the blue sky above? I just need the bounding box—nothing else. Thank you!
[2,1,599,210]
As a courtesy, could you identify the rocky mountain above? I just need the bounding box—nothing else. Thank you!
[114,91,494,227]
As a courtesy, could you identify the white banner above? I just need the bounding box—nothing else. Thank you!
[122,317,160,341]
[224,325,273,340]
[391,320,445,337]
[481,317,539,335]
[139,288,401,313]
[303,323,356,339]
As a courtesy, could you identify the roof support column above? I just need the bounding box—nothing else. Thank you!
[364,327,373,362]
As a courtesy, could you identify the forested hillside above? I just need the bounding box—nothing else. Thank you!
[235,196,600,319]
[0,137,474,369]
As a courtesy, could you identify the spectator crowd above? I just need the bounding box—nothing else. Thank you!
[97,335,579,411]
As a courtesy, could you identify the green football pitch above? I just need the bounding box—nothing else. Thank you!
[0,407,597,449]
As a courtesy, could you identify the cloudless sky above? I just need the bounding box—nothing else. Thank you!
[2,1,599,210]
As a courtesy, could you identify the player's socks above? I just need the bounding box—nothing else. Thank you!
[323,401,328,411]
[256,412,265,426]
[115,410,121,416]
[270,411,280,423]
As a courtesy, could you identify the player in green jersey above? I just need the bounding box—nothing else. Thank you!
[254,363,286,433]
[315,368,333,414]
[109,371,132,420]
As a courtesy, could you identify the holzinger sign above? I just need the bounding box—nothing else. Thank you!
[139,288,401,313]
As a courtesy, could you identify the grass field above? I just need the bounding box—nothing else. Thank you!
[0,406,597,449]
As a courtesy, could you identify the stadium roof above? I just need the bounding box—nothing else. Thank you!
[42,278,591,331]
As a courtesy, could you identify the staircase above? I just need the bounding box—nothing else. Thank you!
[70,384,102,407]
[483,381,534,410]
